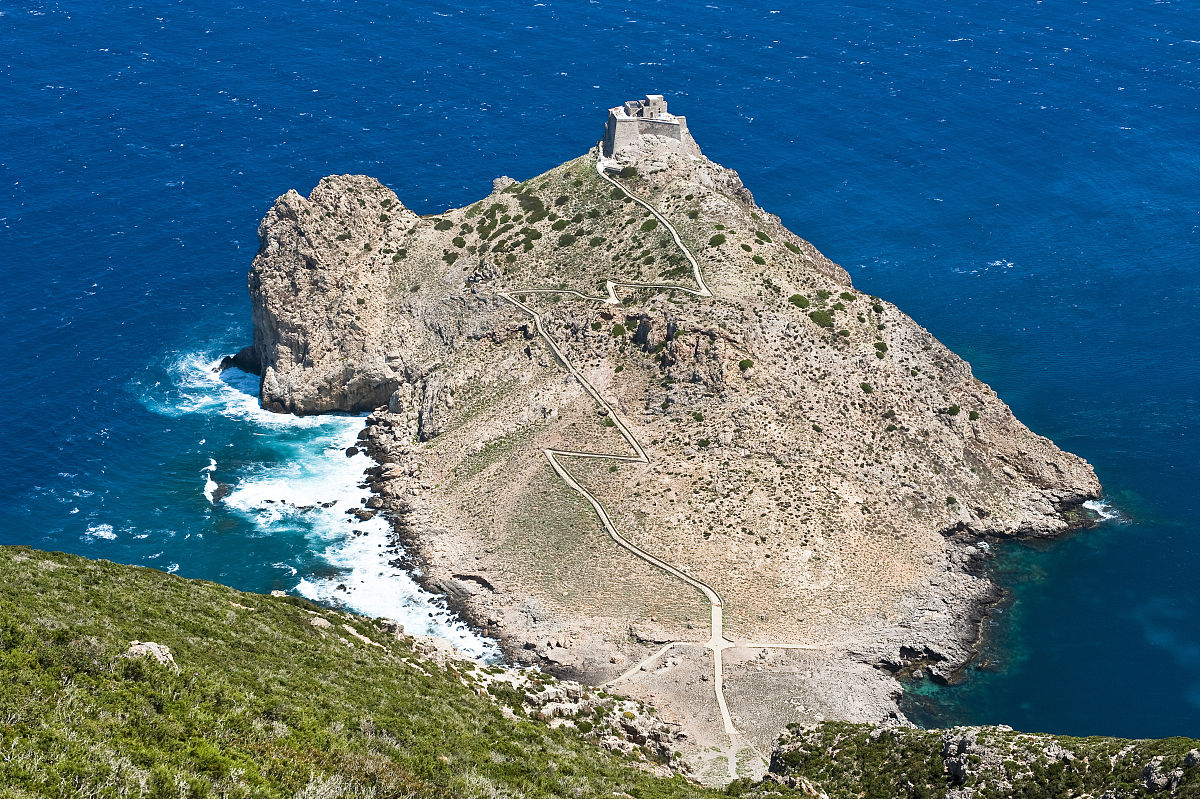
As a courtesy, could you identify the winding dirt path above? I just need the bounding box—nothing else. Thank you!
[497,154,753,778]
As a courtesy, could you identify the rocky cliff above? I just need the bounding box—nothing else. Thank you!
[231,113,1101,782]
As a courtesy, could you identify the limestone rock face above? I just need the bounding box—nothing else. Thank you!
[247,175,424,414]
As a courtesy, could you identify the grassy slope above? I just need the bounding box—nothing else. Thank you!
[0,546,798,799]
[771,722,1200,799]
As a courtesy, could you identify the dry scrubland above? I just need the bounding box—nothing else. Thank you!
[242,130,1100,780]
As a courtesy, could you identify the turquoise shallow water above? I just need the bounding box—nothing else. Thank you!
[2,0,1197,736]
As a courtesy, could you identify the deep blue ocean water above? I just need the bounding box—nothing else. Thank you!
[3,0,1197,736]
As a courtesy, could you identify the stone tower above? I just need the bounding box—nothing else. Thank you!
[602,94,694,160]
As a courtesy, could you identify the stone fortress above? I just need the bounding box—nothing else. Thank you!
[602,94,699,161]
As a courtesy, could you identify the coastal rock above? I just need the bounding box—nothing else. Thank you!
[233,102,1102,772]
[243,174,426,414]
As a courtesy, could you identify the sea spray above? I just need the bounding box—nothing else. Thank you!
[146,351,496,658]
[201,459,217,504]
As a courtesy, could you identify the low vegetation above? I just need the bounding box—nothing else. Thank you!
[772,722,1200,799]
[0,546,802,799]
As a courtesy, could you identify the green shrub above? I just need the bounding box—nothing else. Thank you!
[611,323,626,337]
[335,232,351,241]
[755,230,772,243]
[969,410,980,421]
[640,218,658,232]
[812,423,823,432]
[817,289,832,300]
[832,302,846,311]
[434,219,454,231]
[619,166,638,179]
[784,241,801,254]
[789,294,810,309]
[872,302,884,314]
[840,291,855,302]
[692,411,705,422]
[741,243,753,252]
[558,233,577,246]
[552,219,569,231]
[452,236,466,248]
[946,496,958,505]
[588,236,604,247]
[947,404,961,416]
[752,255,766,265]
[697,438,711,448]
[442,251,459,264]
[601,417,616,428]
[808,310,834,328]
[738,359,754,371]
[709,233,726,247]
[687,210,699,219]
[860,382,873,394]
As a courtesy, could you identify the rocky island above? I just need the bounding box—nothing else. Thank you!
[227,95,1101,782]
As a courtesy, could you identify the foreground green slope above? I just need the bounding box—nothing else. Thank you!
[5,543,1199,798]
[0,546,785,799]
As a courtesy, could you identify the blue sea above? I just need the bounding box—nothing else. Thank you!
[3,0,1197,738]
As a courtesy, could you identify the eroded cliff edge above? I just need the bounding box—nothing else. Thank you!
[231,119,1100,781]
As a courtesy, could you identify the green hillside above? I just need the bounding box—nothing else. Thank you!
[4,544,1198,798]
[0,546,786,799]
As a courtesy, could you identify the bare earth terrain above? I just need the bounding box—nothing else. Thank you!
[230,102,1100,783]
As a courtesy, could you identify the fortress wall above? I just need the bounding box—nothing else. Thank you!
[636,118,684,141]
[603,113,644,157]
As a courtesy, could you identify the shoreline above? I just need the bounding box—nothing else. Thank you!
[354,404,1103,726]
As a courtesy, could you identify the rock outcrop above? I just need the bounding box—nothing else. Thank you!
[229,108,1101,780]
[244,175,426,414]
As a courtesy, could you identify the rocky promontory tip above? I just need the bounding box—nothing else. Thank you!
[231,95,1100,781]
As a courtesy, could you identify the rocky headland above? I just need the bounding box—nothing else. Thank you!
[227,97,1101,782]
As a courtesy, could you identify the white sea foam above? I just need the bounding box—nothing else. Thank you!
[223,423,497,659]
[1083,499,1121,522]
[84,523,116,541]
[202,458,218,504]
[146,353,346,431]
[154,350,497,659]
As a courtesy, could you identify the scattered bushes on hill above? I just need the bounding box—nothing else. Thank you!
[808,310,834,329]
